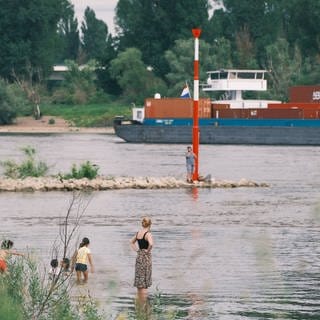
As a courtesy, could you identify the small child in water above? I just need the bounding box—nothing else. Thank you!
[0,240,24,273]
[49,257,71,281]
[61,257,70,273]
[60,257,70,277]
[49,258,60,281]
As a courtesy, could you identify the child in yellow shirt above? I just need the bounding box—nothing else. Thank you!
[74,237,94,283]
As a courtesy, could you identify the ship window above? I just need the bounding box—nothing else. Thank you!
[209,71,228,80]
[219,72,228,79]
[137,111,142,119]
[238,72,255,79]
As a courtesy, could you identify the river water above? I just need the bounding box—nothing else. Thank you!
[0,133,320,319]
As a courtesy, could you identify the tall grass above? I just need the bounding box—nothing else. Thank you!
[1,146,48,179]
[60,161,99,180]
[0,255,103,320]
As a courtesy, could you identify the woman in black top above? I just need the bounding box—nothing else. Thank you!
[130,217,153,300]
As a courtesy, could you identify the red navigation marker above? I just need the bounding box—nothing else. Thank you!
[192,28,201,181]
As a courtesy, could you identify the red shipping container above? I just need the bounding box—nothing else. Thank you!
[212,108,303,119]
[211,103,230,110]
[302,109,320,119]
[268,102,320,110]
[144,98,211,119]
[198,99,212,118]
[289,86,320,103]
[213,109,250,119]
[259,109,302,119]
[145,98,191,118]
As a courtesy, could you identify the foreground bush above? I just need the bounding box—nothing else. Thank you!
[0,256,102,320]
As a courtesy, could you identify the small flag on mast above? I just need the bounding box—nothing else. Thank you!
[180,83,191,98]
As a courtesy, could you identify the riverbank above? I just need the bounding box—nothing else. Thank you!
[0,116,114,134]
[0,176,268,192]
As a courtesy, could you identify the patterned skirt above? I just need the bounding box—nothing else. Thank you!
[134,250,152,289]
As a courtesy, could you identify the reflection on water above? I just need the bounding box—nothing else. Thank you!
[0,134,320,319]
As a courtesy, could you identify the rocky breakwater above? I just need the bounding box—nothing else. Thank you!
[0,176,269,192]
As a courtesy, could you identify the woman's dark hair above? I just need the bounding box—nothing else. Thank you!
[79,237,90,247]
[62,257,70,270]
[1,240,13,250]
[50,259,58,268]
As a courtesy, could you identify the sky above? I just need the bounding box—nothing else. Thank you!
[72,0,118,34]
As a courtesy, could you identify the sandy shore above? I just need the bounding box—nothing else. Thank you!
[0,116,114,134]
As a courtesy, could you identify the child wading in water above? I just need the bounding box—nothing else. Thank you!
[0,240,24,273]
[73,237,94,283]
[61,257,70,275]
[49,258,60,281]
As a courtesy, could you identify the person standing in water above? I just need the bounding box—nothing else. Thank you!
[74,237,94,283]
[185,146,196,183]
[0,240,24,273]
[130,217,153,300]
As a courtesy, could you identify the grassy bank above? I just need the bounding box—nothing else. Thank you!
[40,102,132,127]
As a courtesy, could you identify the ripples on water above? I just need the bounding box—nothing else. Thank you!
[0,133,320,319]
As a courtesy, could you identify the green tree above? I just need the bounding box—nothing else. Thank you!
[0,0,69,79]
[95,35,121,97]
[164,38,232,96]
[234,26,258,68]
[51,60,104,105]
[81,7,110,62]
[206,8,231,43]
[0,79,18,124]
[281,0,320,57]
[78,7,118,96]
[265,38,302,101]
[209,0,282,64]
[165,39,215,96]
[109,48,167,104]
[296,58,320,86]
[115,0,209,77]
[57,2,80,62]
[210,37,233,70]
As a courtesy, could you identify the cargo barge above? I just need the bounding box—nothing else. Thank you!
[113,69,320,145]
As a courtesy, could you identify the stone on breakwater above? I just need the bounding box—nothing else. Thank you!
[0,176,268,192]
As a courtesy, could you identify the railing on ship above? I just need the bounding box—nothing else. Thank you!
[202,69,268,92]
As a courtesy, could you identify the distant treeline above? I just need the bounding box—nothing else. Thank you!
[0,0,319,106]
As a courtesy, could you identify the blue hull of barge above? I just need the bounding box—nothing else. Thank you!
[114,118,320,145]
[144,118,320,127]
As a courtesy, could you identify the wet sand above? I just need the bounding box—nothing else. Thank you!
[0,116,114,134]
